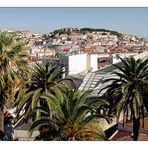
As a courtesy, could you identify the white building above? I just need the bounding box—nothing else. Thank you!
[112,53,138,64]
[59,53,98,76]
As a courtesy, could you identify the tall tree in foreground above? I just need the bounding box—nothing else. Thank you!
[29,86,109,141]
[101,56,148,140]
[15,63,73,123]
[0,32,28,140]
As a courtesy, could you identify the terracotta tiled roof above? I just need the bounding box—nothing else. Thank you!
[112,115,148,141]
[112,131,148,141]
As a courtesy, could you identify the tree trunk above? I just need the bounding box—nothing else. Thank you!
[0,109,4,140]
[133,116,140,141]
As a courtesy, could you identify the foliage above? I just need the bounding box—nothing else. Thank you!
[0,32,28,105]
[80,28,122,37]
[0,32,28,139]
[49,27,122,38]
[15,63,75,124]
[29,86,109,140]
[100,56,148,140]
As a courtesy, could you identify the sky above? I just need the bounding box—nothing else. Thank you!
[0,7,148,38]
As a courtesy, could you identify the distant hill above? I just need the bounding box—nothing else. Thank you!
[80,28,122,37]
[49,27,122,38]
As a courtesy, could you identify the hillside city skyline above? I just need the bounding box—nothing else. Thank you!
[1,5,148,142]
[0,8,148,38]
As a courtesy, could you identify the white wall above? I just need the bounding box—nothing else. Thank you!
[112,53,138,64]
[68,53,98,75]
[69,53,87,75]
[14,130,39,141]
[59,53,99,75]
[90,54,98,72]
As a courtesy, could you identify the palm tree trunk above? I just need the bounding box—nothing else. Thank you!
[133,116,140,141]
[0,108,4,140]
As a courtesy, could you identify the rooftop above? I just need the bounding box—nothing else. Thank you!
[112,115,148,141]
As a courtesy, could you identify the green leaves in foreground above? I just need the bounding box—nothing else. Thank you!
[100,56,148,140]
[28,86,109,140]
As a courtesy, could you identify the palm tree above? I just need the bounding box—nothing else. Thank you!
[100,56,148,140]
[14,59,31,88]
[0,32,28,139]
[29,86,109,141]
[15,63,74,123]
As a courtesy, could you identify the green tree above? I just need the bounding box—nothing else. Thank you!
[14,59,31,89]
[0,32,28,139]
[101,56,148,140]
[15,63,74,123]
[29,86,109,140]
